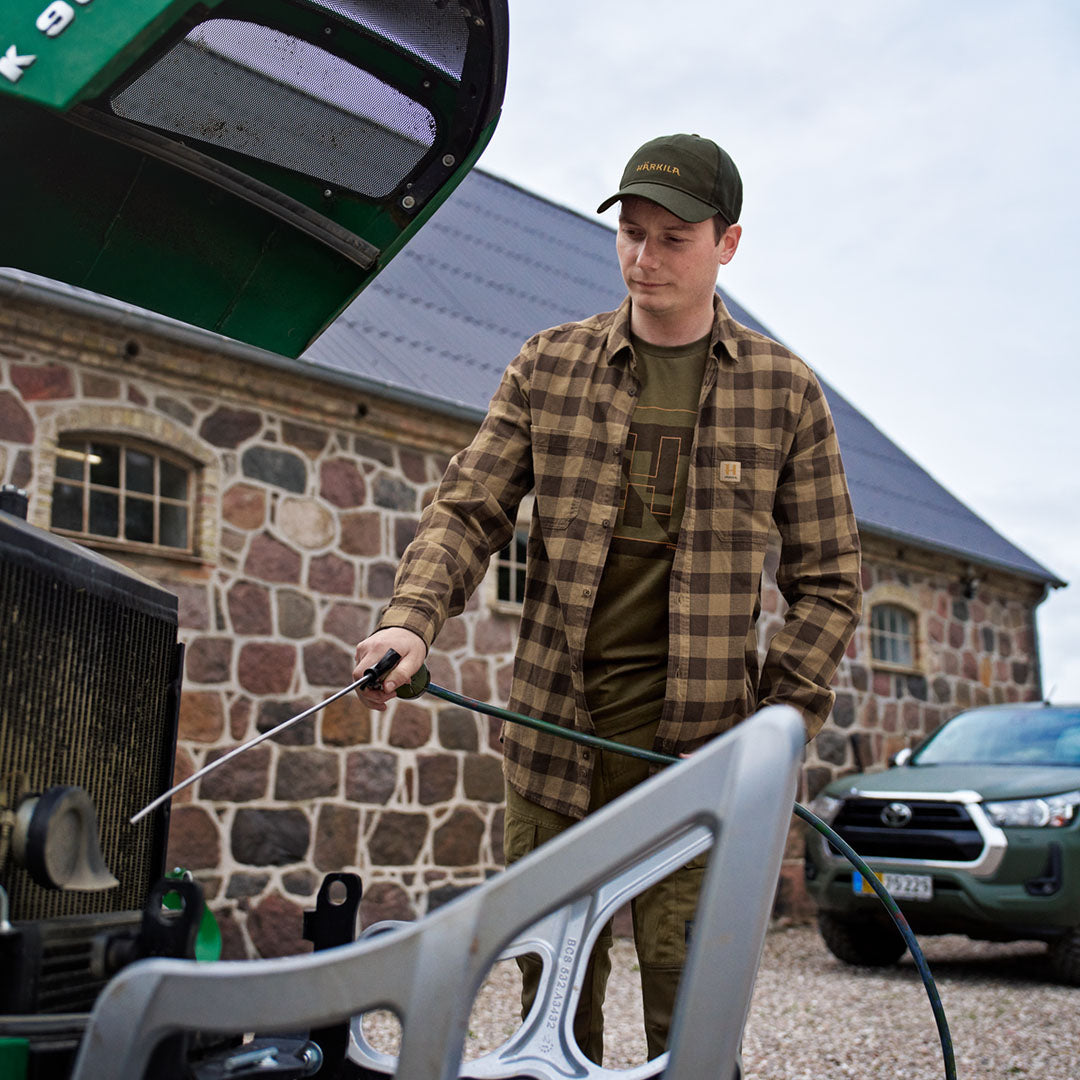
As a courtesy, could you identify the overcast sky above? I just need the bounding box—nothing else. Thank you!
[475,0,1080,700]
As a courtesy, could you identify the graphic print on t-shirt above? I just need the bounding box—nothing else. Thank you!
[582,336,709,736]
[613,407,697,556]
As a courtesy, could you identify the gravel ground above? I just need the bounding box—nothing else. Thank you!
[362,923,1079,1078]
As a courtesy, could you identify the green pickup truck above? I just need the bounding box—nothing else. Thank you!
[805,702,1080,983]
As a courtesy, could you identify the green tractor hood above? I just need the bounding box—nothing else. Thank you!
[0,0,508,357]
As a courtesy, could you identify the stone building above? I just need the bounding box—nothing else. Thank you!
[0,169,1063,957]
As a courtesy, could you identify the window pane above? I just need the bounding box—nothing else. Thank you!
[514,566,526,603]
[51,482,84,531]
[125,496,155,543]
[160,504,189,549]
[51,437,196,553]
[160,459,188,500]
[497,564,511,602]
[55,441,87,480]
[126,448,154,494]
[89,490,119,537]
[871,604,916,668]
[89,442,120,487]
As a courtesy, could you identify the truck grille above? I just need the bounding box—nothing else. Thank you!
[832,798,985,862]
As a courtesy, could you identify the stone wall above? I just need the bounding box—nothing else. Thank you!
[1,295,513,959]
[1,292,1048,952]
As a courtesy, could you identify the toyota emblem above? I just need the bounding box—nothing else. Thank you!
[881,802,913,827]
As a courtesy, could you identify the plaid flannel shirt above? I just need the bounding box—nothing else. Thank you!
[380,296,862,818]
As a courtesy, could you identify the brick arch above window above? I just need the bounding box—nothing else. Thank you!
[866,583,925,675]
[34,404,220,562]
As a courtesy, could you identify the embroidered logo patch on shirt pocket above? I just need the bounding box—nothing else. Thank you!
[710,443,781,544]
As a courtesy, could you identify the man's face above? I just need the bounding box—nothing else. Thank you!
[616,196,739,327]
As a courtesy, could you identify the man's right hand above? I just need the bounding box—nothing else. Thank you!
[353,627,428,711]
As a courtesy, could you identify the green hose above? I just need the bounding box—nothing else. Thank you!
[402,674,957,1080]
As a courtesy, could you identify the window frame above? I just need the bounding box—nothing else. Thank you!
[49,433,199,559]
[488,496,533,616]
[868,600,921,674]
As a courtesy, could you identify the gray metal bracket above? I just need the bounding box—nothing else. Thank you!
[71,705,804,1080]
[351,823,713,1079]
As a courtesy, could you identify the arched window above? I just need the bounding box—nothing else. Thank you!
[870,603,918,670]
[50,436,197,555]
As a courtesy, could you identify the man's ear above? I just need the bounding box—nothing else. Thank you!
[718,224,742,266]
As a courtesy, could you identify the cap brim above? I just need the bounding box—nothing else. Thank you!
[595,182,718,223]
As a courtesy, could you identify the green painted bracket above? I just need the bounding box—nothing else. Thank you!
[164,867,222,963]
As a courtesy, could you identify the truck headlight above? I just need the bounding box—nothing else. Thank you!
[983,791,1080,828]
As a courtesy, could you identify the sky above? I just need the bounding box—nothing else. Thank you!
[475,0,1080,700]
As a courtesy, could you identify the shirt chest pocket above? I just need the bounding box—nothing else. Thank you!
[707,442,782,543]
[533,428,601,530]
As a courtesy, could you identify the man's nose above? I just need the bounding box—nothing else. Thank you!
[636,238,661,267]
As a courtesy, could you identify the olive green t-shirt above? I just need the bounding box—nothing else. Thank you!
[582,333,709,736]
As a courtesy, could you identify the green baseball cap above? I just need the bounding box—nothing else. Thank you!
[597,133,743,224]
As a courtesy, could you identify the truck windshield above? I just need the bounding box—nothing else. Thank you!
[913,706,1080,766]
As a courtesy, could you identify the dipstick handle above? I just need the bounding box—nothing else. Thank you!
[130,649,402,825]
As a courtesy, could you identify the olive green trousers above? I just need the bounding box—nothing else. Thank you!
[503,722,706,1065]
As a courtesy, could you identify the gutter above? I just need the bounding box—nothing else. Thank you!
[858,521,1066,592]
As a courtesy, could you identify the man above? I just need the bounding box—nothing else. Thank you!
[353,133,862,1063]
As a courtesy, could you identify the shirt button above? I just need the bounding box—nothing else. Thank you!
[602,519,610,528]
[583,587,592,597]
[612,448,621,458]
[628,387,637,397]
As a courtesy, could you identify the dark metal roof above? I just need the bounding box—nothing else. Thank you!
[306,169,1061,587]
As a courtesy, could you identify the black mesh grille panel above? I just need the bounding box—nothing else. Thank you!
[110,18,437,197]
[0,515,179,923]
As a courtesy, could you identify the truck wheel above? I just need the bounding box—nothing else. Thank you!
[1047,929,1080,985]
[817,912,907,967]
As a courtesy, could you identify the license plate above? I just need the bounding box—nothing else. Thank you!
[853,870,933,902]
